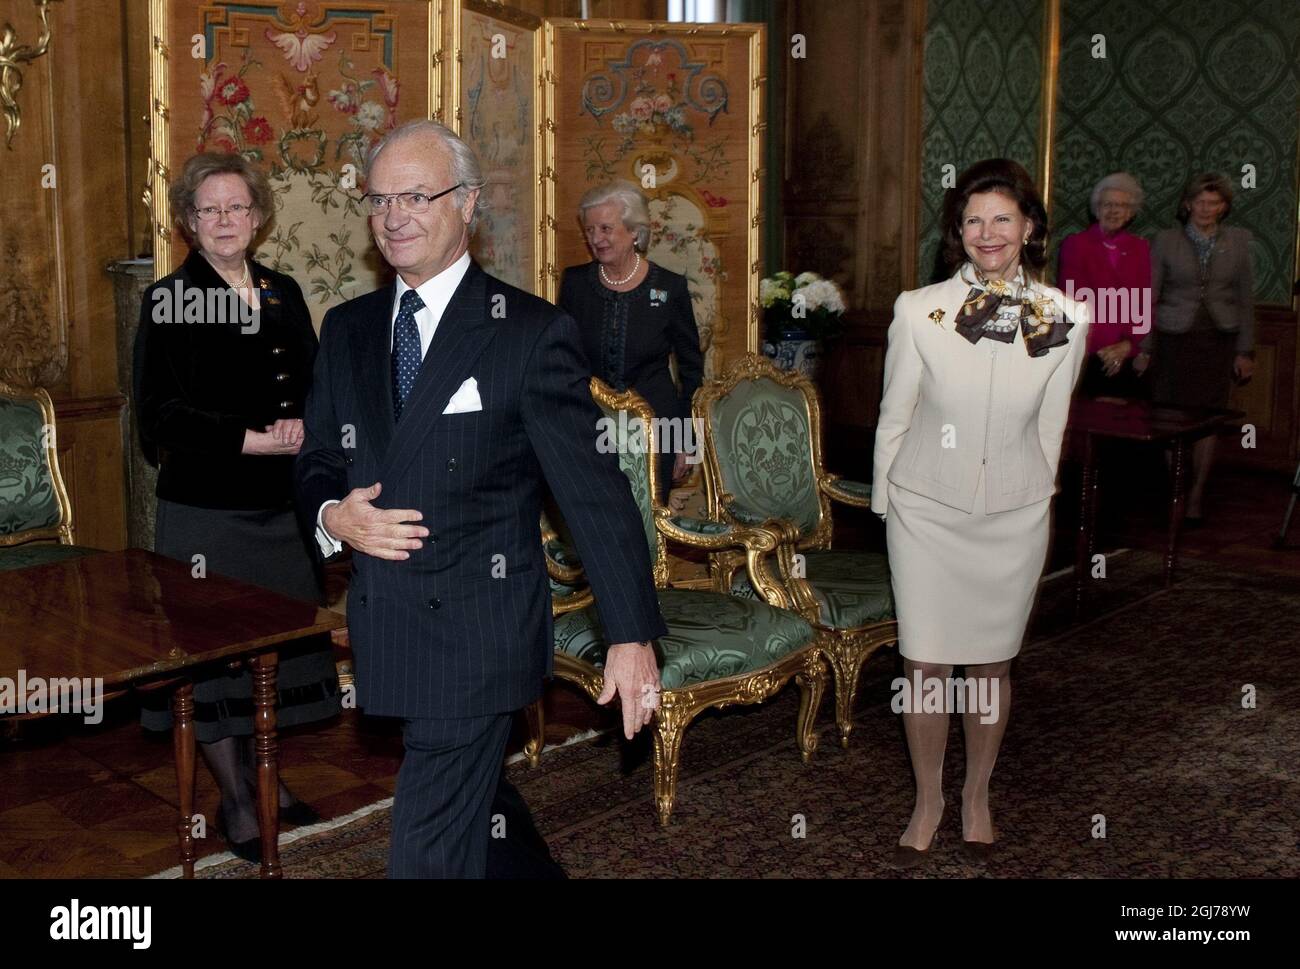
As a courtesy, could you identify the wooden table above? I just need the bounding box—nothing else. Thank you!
[0,548,345,878]
[1069,398,1243,621]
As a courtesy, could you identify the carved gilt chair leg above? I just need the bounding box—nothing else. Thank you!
[816,630,862,749]
[651,694,690,827]
[523,698,545,769]
[795,650,828,763]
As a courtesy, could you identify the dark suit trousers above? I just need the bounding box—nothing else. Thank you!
[389,713,514,878]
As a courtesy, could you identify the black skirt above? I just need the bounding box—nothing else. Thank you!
[139,500,341,742]
[1151,303,1237,410]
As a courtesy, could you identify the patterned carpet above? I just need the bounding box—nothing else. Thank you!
[195,549,1300,878]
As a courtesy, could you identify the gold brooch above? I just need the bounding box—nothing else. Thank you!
[928,308,945,327]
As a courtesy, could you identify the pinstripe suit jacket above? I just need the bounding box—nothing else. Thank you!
[296,260,667,719]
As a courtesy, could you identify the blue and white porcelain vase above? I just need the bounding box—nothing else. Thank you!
[763,324,823,381]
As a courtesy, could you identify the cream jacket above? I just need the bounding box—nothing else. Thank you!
[872,270,1090,517]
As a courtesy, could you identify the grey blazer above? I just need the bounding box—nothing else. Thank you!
[1143,225,1254,355]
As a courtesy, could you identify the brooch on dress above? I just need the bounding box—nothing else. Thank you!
[928,308,945,327]
[258,278,280,304]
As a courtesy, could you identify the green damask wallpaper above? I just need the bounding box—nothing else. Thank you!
[1053,0,1299,304]
[917,0,1045,284]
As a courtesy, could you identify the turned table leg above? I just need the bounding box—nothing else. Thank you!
[172,681,197,879]
[251,651,282,879]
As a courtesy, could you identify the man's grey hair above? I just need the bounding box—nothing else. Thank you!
[1089,171,1144,219]
[579,180,652,252]
[366,120,489,231]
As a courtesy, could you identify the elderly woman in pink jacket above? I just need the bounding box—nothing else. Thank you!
[1057,172,1151,399]
[872,159,1089,866]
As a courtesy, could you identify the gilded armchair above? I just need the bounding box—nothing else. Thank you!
[0,381,98,571]
[693,354,897,747]
[528,378,828,826]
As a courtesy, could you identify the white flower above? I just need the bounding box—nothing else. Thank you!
[803,279,845,314]
[794,271,821,287]
[356,101,386,131]
[759,277,791,307]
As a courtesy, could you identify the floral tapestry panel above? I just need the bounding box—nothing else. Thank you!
[459,5,540,293]
[549,26,763,377]
[159,1,438,328]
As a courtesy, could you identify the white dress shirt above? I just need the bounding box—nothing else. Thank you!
[315,251,472,556]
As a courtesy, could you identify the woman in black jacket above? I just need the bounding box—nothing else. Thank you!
[134,152,339,861]
[558,181,704,501]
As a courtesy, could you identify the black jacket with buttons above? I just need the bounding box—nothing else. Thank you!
[134,250,318,510]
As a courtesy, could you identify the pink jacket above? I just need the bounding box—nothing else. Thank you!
[1057,224,1151,357]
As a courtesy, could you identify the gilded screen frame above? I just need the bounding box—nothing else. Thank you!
[447,0,546,294]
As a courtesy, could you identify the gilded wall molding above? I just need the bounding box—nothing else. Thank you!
[1037,0,1060,214]
[0,0,59,149]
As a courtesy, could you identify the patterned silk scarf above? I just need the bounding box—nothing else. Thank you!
[954,264,1073,358]
[1184,222,1216,276]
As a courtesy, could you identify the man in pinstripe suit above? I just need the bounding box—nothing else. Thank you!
[297,121,667,878]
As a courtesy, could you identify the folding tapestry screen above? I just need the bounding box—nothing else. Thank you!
[149,1,765,368]
[544,20,764,375]
[147,0,442,327]
[448,0,544,296]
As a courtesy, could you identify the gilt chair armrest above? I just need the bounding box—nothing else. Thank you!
[820,475,872,509]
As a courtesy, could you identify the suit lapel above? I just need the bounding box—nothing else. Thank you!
[349,283,397,461]
[381,261,500,482]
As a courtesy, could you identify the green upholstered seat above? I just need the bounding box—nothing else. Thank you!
[696,357,898,748]
[531,380,825,824]
[0,394,64,539]
[729,549,894,628]
[554,587,815,690]
[0,543,99,572]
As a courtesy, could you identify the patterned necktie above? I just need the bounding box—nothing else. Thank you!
[391,288,426,421]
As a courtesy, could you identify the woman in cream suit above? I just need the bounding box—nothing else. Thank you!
[872,159,1089,865]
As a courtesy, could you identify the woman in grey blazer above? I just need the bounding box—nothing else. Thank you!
[1135,173,1255,522]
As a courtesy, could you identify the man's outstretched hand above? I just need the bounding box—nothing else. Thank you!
[322,482,427,560]
[598,641,661,739]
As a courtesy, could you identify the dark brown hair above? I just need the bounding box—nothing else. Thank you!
[168,151,274,247]
[1176,172,1233,224]
[940,158,1049,275]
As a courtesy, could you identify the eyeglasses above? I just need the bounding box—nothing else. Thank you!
[193,203,255,221]
[362,183,463,216]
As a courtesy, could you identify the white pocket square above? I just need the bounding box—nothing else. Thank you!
[442,377,482,415]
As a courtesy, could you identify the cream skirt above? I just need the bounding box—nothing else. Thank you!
[885,471,1051,665]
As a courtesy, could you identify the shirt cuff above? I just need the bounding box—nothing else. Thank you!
[316,500,343,557]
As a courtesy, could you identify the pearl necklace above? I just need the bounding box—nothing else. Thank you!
[600,252,641,287]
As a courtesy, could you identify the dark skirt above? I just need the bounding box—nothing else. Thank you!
[1151,304,1237,410]
[139,499,341,743]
